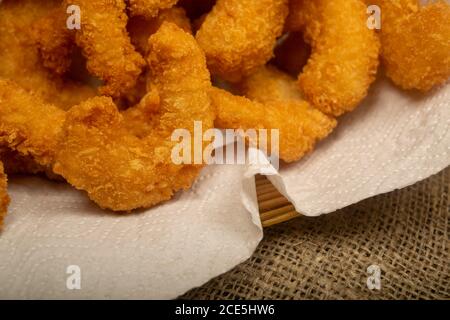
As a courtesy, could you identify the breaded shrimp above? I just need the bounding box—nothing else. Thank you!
[128,0,179,19]
[52,23,215,211]
[373,0,450,91]
[238,65,303,104]
[64,0,146,97]
[128,6,192,56]
[125,7,192,111]
[0,80,65,167]
[121,87,161,138]
[0,161,9,231]
[125,6,192,106]
[0,0,96,110]
[31,6,74,75]
[287,0,380,116]
[211,87,336,163]
[196,0,289,82]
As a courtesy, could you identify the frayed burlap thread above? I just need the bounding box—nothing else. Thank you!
[182,168,449,300]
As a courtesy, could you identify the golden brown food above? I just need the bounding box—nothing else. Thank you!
[238,65,303,104]
[211,87,336,163]
[128,6,192,56]
[0,161,10,231]
[64,0,146,97]
[373,0,450,91]
[0,0,96,110]
[287,0,380,116]
[196,0,289,82]
[128,0,179,19]
[122,87,161,138]
[0,80,65,167]
[31,6,74,75]
[125,6,192,106]
[0,0,447,229]
[52,23,215,211]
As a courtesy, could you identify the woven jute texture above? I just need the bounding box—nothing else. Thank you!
[182,167,449,300]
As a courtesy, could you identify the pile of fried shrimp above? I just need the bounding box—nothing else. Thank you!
[0,0,449,229]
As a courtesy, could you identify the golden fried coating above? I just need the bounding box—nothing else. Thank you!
[287,0,380,117]
[65,0,146,97]
[373,0,450,91]
[128,0,179,19]
[122,87,161,138]
[0,162,9,231]
[0,80,65,167]
[273,32,310,77]
[196,0,289,82]
[238,65,303,104]
[124,6,192,105]
[52,23,214,211]
[31,6,74,75]
[211,87,336,163]
[116,72,150,109]
[0,0,96,110]
[128,6,192,56]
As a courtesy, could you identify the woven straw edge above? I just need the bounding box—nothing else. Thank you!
[256,175,301,227]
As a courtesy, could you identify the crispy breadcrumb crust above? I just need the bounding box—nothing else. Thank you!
[211,87,336,163]
[128,0,179,19]
[288,0,380,117]
[0,0,96,109]
[374,0,450,91]
[196,0,289,82]
[65,0,146,97]
[128,6,192,56]
[52,23,214,211]
[238,65,304,104]
[31,7,74,75]
[0,80,66,167]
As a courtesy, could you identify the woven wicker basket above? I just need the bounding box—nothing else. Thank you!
[256,175,300,227]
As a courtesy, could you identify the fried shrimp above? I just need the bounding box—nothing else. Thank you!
[0,0,96,110]
[64,0,146,97]
[125,7,192,106]
[234,65,336,162]
[286,0,380,117]
[237,65,303,104]
[31,6,74,75]
[0,80,66,168]
[196,0,289,82]
[128,0,179,19]
[121,87,161,138]
[211,87,336,163]
[128,6,192,56]
[373,0,450,91]
[52,23,215,211]
[0,162,10,231]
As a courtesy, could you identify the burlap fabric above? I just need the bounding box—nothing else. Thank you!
[182,167,449,300]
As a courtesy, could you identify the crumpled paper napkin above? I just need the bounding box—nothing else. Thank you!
[0,78,448,299]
